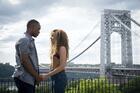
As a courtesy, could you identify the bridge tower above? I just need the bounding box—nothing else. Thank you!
[100,9,133,77]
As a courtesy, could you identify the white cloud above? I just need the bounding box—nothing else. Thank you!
[9,0,21,5]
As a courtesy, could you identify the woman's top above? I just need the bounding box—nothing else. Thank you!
[50,53,60,70]
[53,53,60,59]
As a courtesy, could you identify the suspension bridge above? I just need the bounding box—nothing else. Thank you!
[40,9,140,78]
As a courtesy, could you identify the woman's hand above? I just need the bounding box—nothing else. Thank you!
[41,74,49,80]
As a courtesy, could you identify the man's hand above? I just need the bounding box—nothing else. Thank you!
[41,74,49,80]
[35,75,44,86]
[36,75,44,81]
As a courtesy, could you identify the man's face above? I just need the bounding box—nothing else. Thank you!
[32,24,41,37]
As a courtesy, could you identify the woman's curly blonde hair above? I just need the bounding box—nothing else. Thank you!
[50,29,69,59]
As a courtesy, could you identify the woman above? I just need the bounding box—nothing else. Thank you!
[43,29,69,93]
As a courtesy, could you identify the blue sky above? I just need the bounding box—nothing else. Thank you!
[0,0,140,66]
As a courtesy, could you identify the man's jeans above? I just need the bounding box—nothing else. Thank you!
[51,70,67,93]
[14,77,35,93]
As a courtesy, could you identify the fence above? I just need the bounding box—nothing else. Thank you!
[0,76,140,93]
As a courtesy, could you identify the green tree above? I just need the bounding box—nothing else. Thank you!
[0,63,14,78]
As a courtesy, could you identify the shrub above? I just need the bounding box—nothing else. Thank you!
[66,78,122,93]
[119,77,140,93]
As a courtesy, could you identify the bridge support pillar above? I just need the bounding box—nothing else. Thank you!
[100,9,133,77]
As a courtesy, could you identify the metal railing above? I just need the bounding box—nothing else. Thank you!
[0,76,140,93]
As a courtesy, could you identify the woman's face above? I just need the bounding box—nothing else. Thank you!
[50,32,56,44]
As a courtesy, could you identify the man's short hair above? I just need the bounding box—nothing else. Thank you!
[27,19,39,28]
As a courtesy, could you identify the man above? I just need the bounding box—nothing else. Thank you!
[12,19,43,93]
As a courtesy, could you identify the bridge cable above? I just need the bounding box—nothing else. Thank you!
[111,14,140,38]
[67,36,100,63]
[71,21,100,51]
[124,14,140,27]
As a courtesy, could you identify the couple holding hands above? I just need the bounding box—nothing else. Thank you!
[12,19,68,93]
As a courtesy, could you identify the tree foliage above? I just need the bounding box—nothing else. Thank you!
[0,63,14,78]
[119,77,140,93]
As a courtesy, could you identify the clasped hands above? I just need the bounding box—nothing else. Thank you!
[35,74,49,85]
